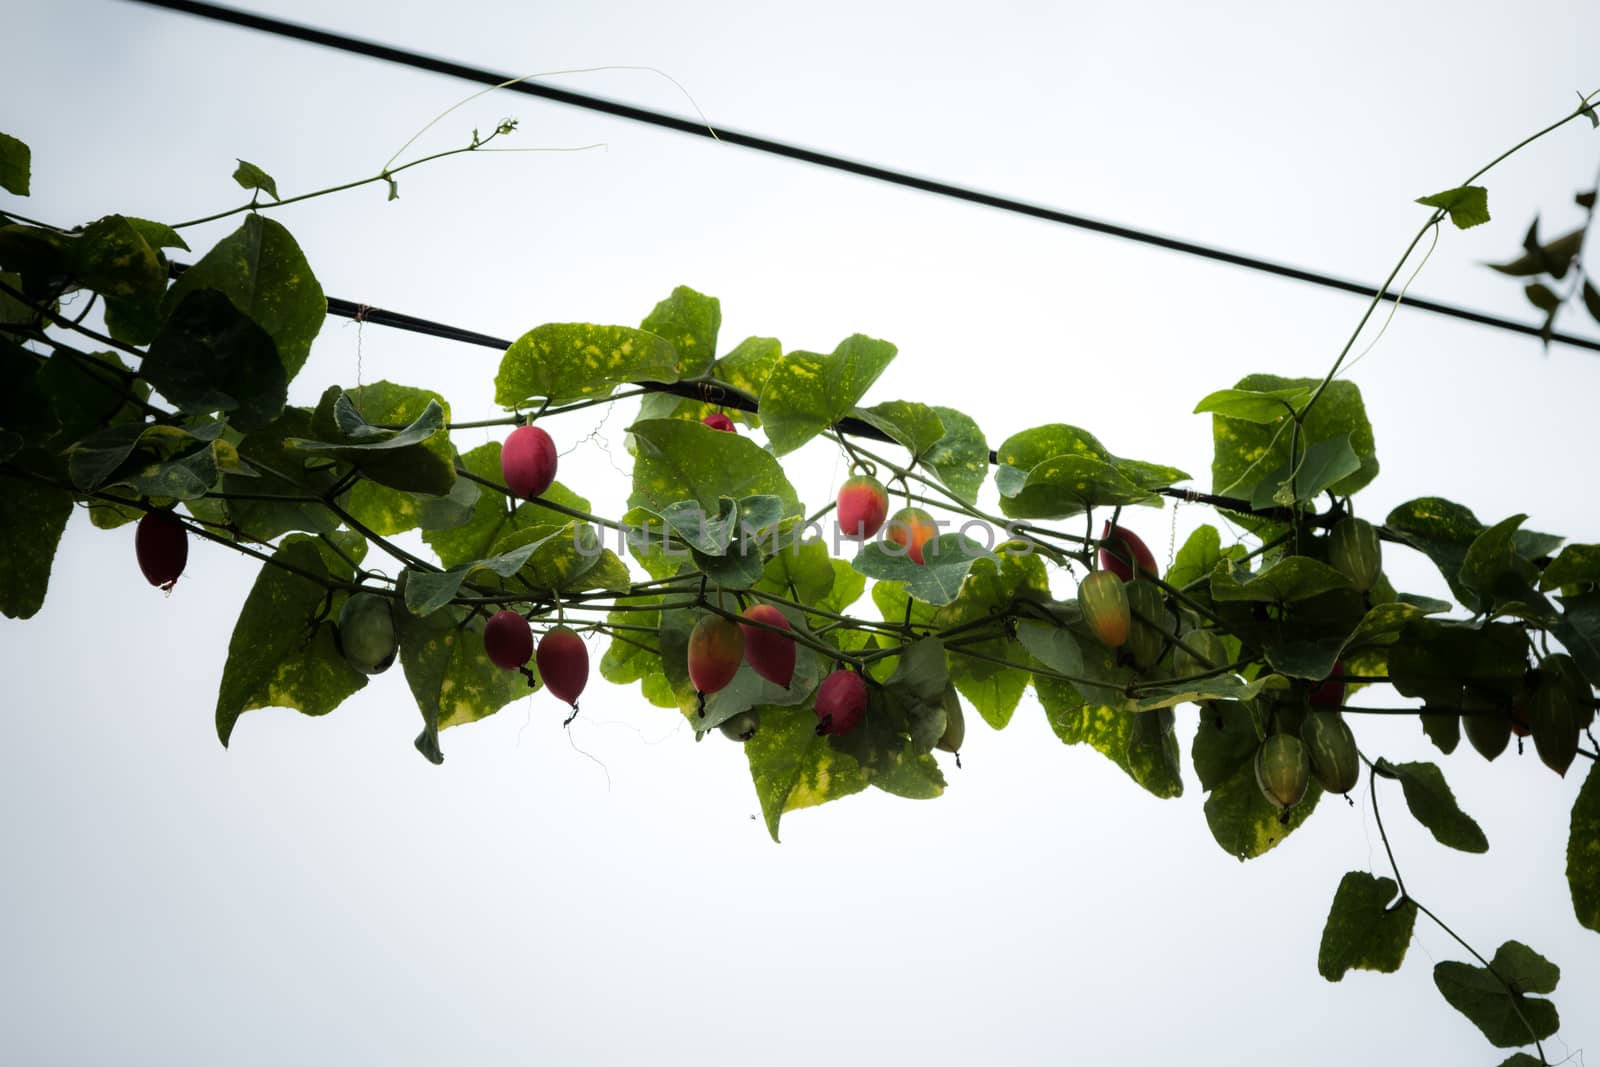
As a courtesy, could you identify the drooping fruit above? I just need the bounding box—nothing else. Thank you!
[501,424,558,500]
[1255,733,1311,814]
[815,669,868,736]
[1125,579,1168,670]
[936,685,966,755]
[1079,570,1130,649]
[1528,661,1585,776]
[536,625,589,708]
[483,609,533,670]
[135,510,188,591]
[718,710,760,741]
[836,474,890,541]
[337,592,398,675]
[1099,521,1158,582]
[885,506,938,564]
[688,614,745,695]
[1309,661,1346,709]
[1301,711,1360,794]
[1328,517,1382,592]
[739,604,796,688]
[1462,695,1512,761]
[702,413,736,433]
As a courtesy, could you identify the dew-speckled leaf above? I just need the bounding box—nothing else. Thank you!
[921,405,988,503]
[399,605,531,764]
[1213,374,1376,504]
[1434,942,1560,1048]
[231,159,280,200]
[745,706,869,841]
[1379,759,1488,853]
[215,534,369,746]
[629,417,801,517]
[0,473,73,619]
[759,334,896,455]
[1211,555,1352,603]
[425,442,590,569]
[852,400,945,460]
[496,323,681,406]
[640,285,719,379]
[143,288,287,431]
[1318,872,1416,981]
[164,214,325,380]
[852,533,997,606]
[1416,185,1490,229]
[1570,761,1600,932]
[0,132,29,196]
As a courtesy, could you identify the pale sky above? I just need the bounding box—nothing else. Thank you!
[4,1,1599,1064]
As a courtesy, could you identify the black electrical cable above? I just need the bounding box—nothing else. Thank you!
[122,0,1600,355]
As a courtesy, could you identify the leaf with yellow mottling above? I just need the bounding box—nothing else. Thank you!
[399,605,533,764]
[496,322,681,405]
[759,334,896,455]
[640,285,720,379]
[745,707,868,841]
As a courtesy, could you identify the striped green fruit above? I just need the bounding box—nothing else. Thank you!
[1462,692,1512,761]
[1125,580,1168,670]
[1529,663,1586,776]
[1328,517,1382,592]
[1255,733,1310,812]
[1079,570,1130,649]
[1300,711,1360,794]
[936,684,966,755]
[1174,629,1228,678]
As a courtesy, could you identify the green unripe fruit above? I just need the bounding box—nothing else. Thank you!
[1174,629,1228,679]
[1300,711,1360,794]
[1079,570,1130,649]
[1328,517,1382,593]
[1124,579,1168,670]
[718,710,760,742]
[1255,733,1310,813]
[1461,691,1512,761]
[1529,662,1586,776]
[337,592,398,675]
[936,685,966,755]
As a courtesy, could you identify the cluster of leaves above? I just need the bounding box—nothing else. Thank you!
[1488,182,1600,343]
[2,120,1598,1064]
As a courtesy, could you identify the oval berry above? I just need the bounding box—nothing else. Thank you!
[536,625,589,708]
[702,413,736,432]
[483,610,533,670]
[136,510,188,591]
[688,614,745,695]
[739,604,796,688]
[1099,521,1158,582]
[836,475,890,540]
[337,592,398,675]
[885,506,938,565]
[815,669,868,736]
[501,424,558,500]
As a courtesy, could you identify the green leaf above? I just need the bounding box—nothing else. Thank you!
[1387,620,1528,707]
[0,472,73,619]
[1434,942,1560,1048]
[73,214,166,304]
[711,336,782,417]
[1126,672,1279,712]
[223,407,341,540]
[1167,524,1223,591]
[1041,680,1184,799]
[1210,555,1352,604]
[1203,758,1322,860]
[289,389,454,495]
[1248,434,1361,509]
[66,423,145,491]
[0,132,29,195]
[215,535,369,746]
[1569,761,1600,932]
[759,334,897,455]
[745,706,869,841]
[852,400,945,460]
[1193,385,1311,423]
[1379,759,1489,853]
[496,323,681,406]
[404,526,583,616]
[640,285,719,379]
[629,418,801,518]
[1498,1055,1543,1067]
[1489,224,1584,278]
[1584,279,1600,325]
[1190,701,1259,791]
[231,159,280,201]
[1544,543,1600,591]
[852,533,997,606]
[920,405,988,504]
[1524,282,1562,312]
[1318,872,1417,981]
[996,453,1158,519]
[164,214,325,380]
[1212,374,1377,505]
[755,538,842,608]
[1552,592,1600,688]
[1416,185,1490,229]
[398,604,530,763]
[143,289,287,431]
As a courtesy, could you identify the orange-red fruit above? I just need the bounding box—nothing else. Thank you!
[702,413,736,432]
[136,510,188,591]
[815,669,868,736]
[483,610,533,670]
[886,506,939,565]
[1310,661,1345,708]
[536,625,589,707]
[836,475,890,540]
[501,424,558,500]
[1079,570,1131,649]
[1099,521,1158,582]
[688,614,745,695]
[739,604,796,688]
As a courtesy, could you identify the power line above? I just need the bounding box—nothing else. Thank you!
[124,0,1600,355]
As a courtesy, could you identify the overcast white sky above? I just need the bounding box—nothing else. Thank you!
[4,1,1599,1064]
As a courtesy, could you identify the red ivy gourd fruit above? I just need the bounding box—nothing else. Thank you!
[836,474,890,540]
[1099,521,1158,582]
[815,669,868,736]
[501,424,557,500]
[536,626,589,708]
[738,604,796,688]
[688,614,745,695]
[483,609,533,670]
[885,506,938,564]
[701,413,736,432]
[1079,570,1131,649]
[135,510,188,591]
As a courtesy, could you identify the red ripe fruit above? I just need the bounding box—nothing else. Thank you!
[483,610,533,670]
[501,424,558,500]
[536,625,589,707]
[739,604,796,688]
[136,510,188,591]
[1309,661,1345,708]
[702,413,736,432]
[688,614,745,695]
[885,506,939,565]
[836,474,890,540]
[815,669,868,736]
[1099,521,1159,582]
